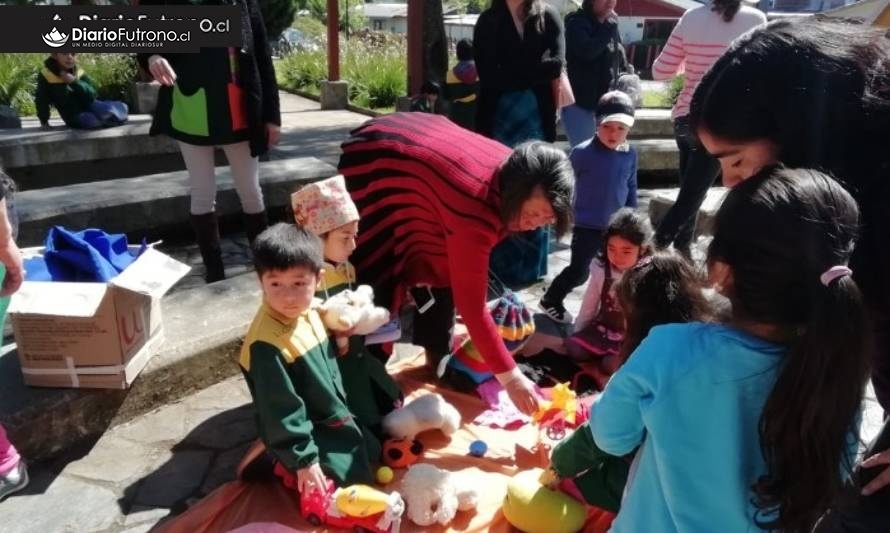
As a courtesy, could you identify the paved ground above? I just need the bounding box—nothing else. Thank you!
[0,94,884,532]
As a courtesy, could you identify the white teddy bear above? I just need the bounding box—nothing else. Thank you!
[401,463,479,527]
[382,393,462,440]
[318,284,391,353]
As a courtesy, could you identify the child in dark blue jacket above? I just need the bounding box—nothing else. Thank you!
[540,91,637,322]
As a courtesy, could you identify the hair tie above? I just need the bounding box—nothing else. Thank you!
[820,266,852,287]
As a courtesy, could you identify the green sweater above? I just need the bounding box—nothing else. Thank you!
[35,60,97,127]
[239,302,377,485]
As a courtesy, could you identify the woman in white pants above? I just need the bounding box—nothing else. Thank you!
[138,0,280,282]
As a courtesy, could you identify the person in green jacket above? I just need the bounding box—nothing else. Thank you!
[291,176,403,435]
[35,53,128,130]
[444,39,479,131]
[240,223,378,490]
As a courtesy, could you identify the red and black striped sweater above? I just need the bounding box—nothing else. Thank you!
[338,112,518,374]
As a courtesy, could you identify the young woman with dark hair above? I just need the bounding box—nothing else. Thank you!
[690,18,890,406]
[592,167,869,532]
[687,18,890,526]
[337,112,574,415]
[649,0,765,257]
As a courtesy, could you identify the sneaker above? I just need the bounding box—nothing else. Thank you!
[0,461,29,502]
[539,299,572,324]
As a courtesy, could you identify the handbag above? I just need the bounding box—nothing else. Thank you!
[552,70,575,110]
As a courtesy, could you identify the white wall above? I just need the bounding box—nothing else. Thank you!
[368,17,408,33]
[618,16,647,43]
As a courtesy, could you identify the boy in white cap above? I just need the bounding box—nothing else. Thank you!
[540,91,638,323]
[291,176,402,434]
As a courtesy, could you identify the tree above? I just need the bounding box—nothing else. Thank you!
[259,0,298,40]
[306,0,365,34]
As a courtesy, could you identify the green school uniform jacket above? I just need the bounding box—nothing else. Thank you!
[316,261,402,431]
[239,302,377,485]
[35,59,97,127]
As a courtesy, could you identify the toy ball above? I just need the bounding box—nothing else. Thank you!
[376,466,394,485]
[469,440,488,457]
[383,437,424,469]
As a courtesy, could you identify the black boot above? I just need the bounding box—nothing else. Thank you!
[191,212,225,283]
[243,210,269,245]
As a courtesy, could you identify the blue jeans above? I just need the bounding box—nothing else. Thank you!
[560,104,596,148]
[653,116,721,253]
[75,100,129,129]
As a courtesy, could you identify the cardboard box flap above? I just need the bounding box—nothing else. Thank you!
[110,248,190,298]
[8,281,109,317]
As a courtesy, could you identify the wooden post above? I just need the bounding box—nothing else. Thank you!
[327,0,340,82]
[406,0,424,96]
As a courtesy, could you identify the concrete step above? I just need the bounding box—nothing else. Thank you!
[554,137,680,182]
[647,186,729,238]
[14,156,337,247]
[0,270,262,462]
[555,108,674,141]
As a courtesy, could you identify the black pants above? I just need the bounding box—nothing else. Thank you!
[815,420,890,532]
[543,227,603,305]
[409,286,455,361]
[654,116,721,253]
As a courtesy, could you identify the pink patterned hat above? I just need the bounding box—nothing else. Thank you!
[291,175,360,235]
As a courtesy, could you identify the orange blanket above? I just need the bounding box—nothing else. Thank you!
[154,354,613,533]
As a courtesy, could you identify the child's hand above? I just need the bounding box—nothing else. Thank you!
[266,123,281,145]
[297,462,327,494]
[148,55,177,87]
[61,73,76,84]
[539,467,560,489]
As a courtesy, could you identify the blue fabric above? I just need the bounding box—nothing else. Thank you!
[591,323,788,532]
[489,227,550,289]
[74,100,129,129]
[560,104,597,148]
[570,137,638,230]
[446,355,493,384]
[492,90,543,148]
[24,226,145,282]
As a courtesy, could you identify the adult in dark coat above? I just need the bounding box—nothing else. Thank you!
[138,0,281,283]
[473,0,564,144]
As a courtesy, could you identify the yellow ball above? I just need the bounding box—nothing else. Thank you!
[376,466,394,485]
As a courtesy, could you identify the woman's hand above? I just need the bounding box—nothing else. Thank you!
[861,449,890,496]
[504,373,540,415]
[296,462,327,494]
[266,123,281,145]
[148,55,177,86]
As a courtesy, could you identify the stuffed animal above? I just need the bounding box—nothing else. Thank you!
[400,464,479,527]
[318,284,391,353]
[382,393,461,440]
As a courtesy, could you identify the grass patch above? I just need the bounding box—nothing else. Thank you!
[276,32,406,111]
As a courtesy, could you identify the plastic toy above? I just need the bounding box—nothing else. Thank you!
[401,463,479,526]
[501,468,586,533]
[382,393,461,440]
[469,440,487,457]
[299,478,404,533]
[382,437,424,469]
[532,382,590,440]
[376,466,394,485]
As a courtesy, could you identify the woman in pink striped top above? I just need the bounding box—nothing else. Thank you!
[649,0,765,257]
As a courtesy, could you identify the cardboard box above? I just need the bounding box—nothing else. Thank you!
[8,247,190,389]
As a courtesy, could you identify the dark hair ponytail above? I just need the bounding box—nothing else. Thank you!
[711,0,741,22]
[708,166,870,532]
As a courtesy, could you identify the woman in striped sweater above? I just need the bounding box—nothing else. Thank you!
[338,112,574,414]
[649,0,765,257]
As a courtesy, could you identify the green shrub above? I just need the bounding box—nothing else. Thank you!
[77,54,137,106]
[277,32,406,110]
[0,54,41,115]
[668,74,685,107]
[293,15,326,39]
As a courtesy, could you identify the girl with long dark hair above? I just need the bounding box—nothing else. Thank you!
[592,167,869,532]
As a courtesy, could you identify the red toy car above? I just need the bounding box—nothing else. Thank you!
[298,478,404,533]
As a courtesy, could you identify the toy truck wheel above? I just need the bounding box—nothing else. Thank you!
[307,514,322,526]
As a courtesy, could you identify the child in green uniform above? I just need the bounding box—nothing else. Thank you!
[35,53,128,129]
[291,176,403,435]
[240,223,377,490]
